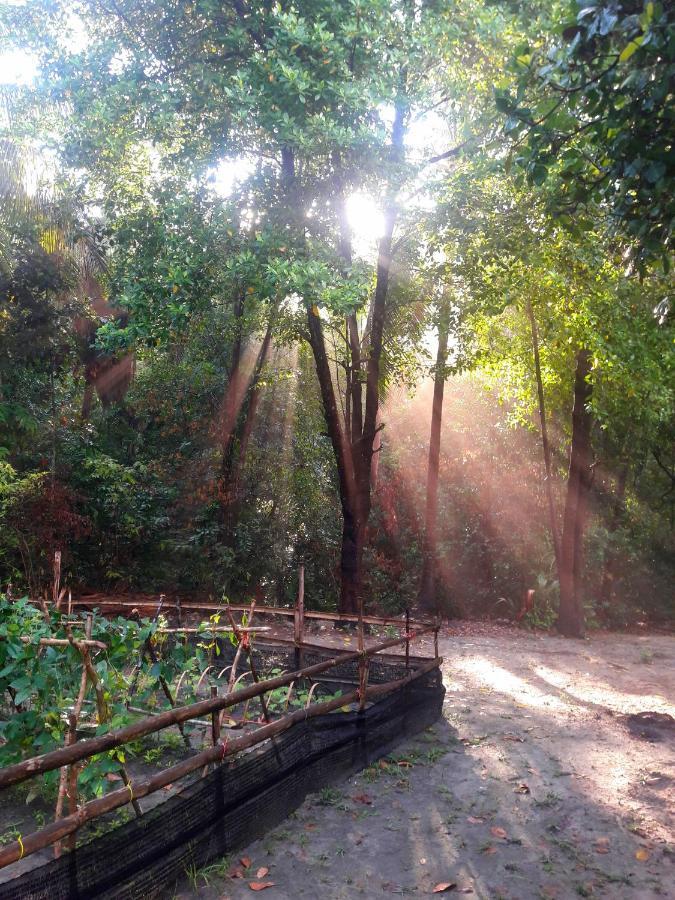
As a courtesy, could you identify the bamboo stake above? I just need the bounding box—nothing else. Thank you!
[0,626,439,789]
[65,714,79,851]
[0,657,442,868]
[144,639,190,748]
[226,607,271,724]
[53,711,78,858]
[357,593,367,712]
[222,601,256,730]
[405,608,410,674]
[294,566,305,670]
[52,551,61,608]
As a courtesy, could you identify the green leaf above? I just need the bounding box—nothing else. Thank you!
[619,34,645,62]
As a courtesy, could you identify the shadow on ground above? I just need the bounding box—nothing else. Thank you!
[172,628,675,900]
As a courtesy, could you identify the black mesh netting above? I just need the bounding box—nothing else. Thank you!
[0,645,444,900]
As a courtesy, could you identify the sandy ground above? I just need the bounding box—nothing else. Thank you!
[173,625,675,900]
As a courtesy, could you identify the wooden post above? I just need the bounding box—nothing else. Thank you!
[52,550,61,608]
[357,583,368,711]
[225,608,272,724]
[405,608,410,673]
[294,565,305,670]
[210,686,220,746]
[144,639,190,748]
[65,713,78,852]
[54,712,78,858]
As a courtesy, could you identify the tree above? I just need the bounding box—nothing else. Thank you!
[498,0,675,269]
[418,297,451,612]
[433,167,673,631]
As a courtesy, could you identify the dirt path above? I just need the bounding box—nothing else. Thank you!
[173,627,675,899]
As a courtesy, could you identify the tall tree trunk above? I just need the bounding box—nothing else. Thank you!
[352,99,406,609]
[304,100,406,616]
[526,299,561,577]
[225,322,274,532]
[418,304,450,611]
[219,291,246,492]
[557,349,593,638]
[306,305,361,615]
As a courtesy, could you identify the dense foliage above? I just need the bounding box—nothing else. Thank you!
[0,0,672,631]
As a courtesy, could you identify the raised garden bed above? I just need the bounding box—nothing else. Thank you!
[0,600,444,899]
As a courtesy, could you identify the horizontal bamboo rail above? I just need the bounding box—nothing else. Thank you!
[19,637,107,650]
[71,597,434,629]
[156,626,270,635]
[0,625,438,789]
[0,656,441,869]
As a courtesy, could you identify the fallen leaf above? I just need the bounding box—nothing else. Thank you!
[482,846,497,855]
[635,848,651,862]
[240,857,252,869]
[353,793,373,805]
[490,827,508,839]
[304,822,316,830]
[594,838,610,854]
[502,734,525,742]
[249,883,275,892]
[397,760,413,768]
[466,816,484,825]
[379,760,390,770]
[228,866,245,879]
[432,884,457,894]
[256,867,269,878]
[514,783,530,794]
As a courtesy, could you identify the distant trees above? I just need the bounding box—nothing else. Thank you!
[0,1,672,629]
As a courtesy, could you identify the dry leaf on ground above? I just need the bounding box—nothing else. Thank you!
[490,826,508,839]
[249,883,275,892]
[352,793,373,804]
[240,856,252,869]
[432,883,457,893]
[635,848,651,861]
[514,783,530,794]
[466,816,484,824]
[255,867,269,878]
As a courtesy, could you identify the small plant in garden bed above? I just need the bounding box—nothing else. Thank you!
[0,594,213,803]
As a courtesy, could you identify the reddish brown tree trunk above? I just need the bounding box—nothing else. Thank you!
[418,304,450,611]
[557,349,593,638]
[306,305,361,615]
[304,101,406,617]
[526,299,561,577]
[224,322,274,531]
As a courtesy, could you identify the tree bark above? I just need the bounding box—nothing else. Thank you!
[557,349,593,638]
[526,299,561,577]
[224,321,274,531]
[304,100,406,616]
[219,291,246,491]
[418,303,450,611]
[306,305,361,615]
